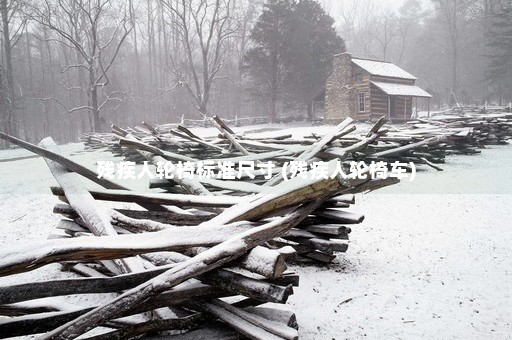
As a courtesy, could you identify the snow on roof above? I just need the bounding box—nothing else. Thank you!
[352,58,417,80]
[371,81,432,98]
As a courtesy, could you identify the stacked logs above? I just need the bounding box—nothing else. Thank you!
[414,111,512,146]
[0,119,398,339]
[80,110,511,175]
[80,116,452,173]
[3,110,509,338]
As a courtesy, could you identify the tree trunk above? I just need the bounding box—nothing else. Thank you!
[25,31,34,92]
[452,39,458,104]
[1,0,15,138]
[43,26,58,139]
[270,89,277,123]
[91,87,101,132]
[129,0,142,97]
[88,65,101,132]
[306,101,313,121]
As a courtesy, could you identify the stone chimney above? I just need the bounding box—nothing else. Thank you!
[325,52,354,121]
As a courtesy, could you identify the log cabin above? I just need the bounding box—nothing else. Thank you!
[313,52,432,122]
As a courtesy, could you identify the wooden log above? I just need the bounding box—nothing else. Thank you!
[301,251,336,263]
[39,138,144,274]
[39,201,322,339]
[297,118,354,161]
[0,309,95,337]
[314,209,365,224]
[53,203,211,226]
[231,297,267,308]
[308,238,348,253]
[243,307,298,330]
[183,245,289,279]
[327,194,355,204]
[177,124,206,140]
[366,116,388,137]
[212,115,250,155]
[0,263,172,304]
[267,274,300,288]
[82,313,203,340]
[235,246,288,279]
[303,224,351,238]
[0,133,124,190]
[170,129,226,152]
[371,135,447,158]
[137,124,193,149]
[207,159,347,225]
[0,221,254,276]
[200,269,293,303]
[118,137,196,162]
[68,263,109,278]
[198,299,298,340]
[265,118,354,186]
[113,127,212,196]
[148,177,178,188]
[211,149,295,163]
[0,285,218,338]
[56,219,130,236]
[284,229,317,239]
[50,186,238,208]
[420,157,444,171]
[145,245,288,280]
[321,131,382,158]
[0,304,60,316]
[158,323,240,340]
[344,177,400,193]
[0,133,168,212]
[199,177,265,194]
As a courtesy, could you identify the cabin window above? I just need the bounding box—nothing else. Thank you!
[358,93,365,112]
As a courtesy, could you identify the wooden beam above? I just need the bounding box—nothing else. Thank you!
[0,133,124,190]
[39,138,144,274]
[0,221,255,276]
[212,115,250,155]
[39,201,322,339]
[50,186,238,208]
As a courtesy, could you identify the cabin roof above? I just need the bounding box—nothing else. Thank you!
[371,81,432,98]
[352,58,417,80]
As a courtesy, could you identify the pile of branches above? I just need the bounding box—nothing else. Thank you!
[178,115,271,128]
[413,111,512,146]
[1,111,509,338]
[0,120,398,339]
[81,116,452,173]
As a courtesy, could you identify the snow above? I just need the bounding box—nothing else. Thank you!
[0,131,511,339]
[289,193,512,339]
[287,144,512,339]
[352,58,417,80]
[371,81,432,98]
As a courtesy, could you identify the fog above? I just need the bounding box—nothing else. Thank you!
[0,0,510,145]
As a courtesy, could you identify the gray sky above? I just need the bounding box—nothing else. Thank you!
[321,0,433,17]
[330,0,408,11]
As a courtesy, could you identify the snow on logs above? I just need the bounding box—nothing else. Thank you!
[0,118,406,339]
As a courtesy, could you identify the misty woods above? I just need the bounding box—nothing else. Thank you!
[0,0,511,144]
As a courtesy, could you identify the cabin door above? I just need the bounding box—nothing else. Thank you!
[389,96,397,117]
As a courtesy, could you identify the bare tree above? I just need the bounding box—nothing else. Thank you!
[371,9,398,61]
[396,0,423,64]
[338,0,362,52]
[162,0,239,119]
[350,0,399,61]
[1,0,27,139]
[432,0,475,102]
[31,0,132,132]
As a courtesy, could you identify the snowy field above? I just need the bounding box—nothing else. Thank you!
[0,127,511,339]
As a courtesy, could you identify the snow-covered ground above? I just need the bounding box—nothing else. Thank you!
[0,129,511,339]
